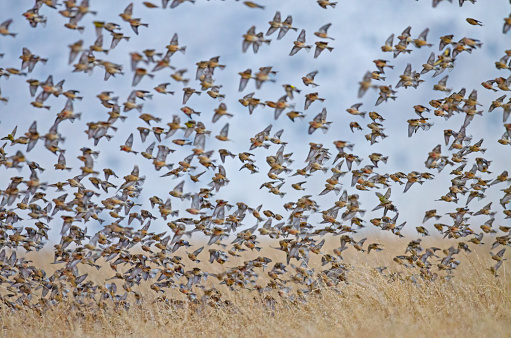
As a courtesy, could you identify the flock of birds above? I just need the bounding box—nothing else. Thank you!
[0,0,510,312]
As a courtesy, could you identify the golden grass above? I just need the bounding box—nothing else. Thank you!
[1,241,510,338]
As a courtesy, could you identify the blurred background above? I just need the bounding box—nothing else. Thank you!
[0,0,509,242]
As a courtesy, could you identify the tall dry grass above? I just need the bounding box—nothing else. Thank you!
[1,239,509,338]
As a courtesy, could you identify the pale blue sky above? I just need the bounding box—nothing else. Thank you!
[0,0,510,240]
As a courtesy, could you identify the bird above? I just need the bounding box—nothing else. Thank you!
[290,29,312,56]
[314,23,334,40]
[466,18,483,26]
[302,70,319,87]
[0,19,17,37]
[314,41,334,58]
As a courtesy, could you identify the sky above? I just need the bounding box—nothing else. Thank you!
[0,0,510,241]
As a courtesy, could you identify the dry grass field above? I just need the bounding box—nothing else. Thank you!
[1,240,510,338]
